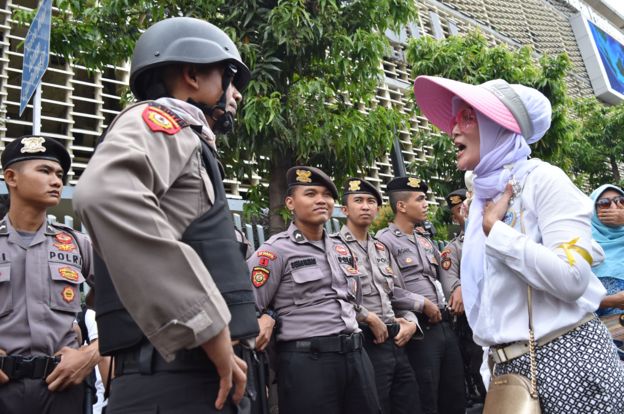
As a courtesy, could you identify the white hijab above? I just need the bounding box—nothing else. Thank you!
[458,85,552,327]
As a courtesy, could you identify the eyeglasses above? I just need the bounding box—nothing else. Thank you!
[595,195,624,209]
[450,107,477,133]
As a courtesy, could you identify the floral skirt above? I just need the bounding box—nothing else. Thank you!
[494,317,624,413]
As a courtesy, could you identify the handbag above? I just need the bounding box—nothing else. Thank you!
[482,285,541,414]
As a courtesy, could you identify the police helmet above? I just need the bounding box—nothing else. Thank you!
[130,17,251,100]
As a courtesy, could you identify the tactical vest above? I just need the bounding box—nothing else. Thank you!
[95,104,258,355]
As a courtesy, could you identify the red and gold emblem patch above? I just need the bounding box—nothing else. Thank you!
[374,242,385,251]
[55,233,73,244]
[417,237,432,250]
[142,106,181,135]
[251,266,270,288]
[62,286,75,303]
[441,257,452,270]
[54,242,76,252]
[335,245,349,256]
[257,251,277,260]
[58,267,79,282]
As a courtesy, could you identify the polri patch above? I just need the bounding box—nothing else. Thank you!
[441,257,452,270]
[335,245,349,256]
[62,286,75,303]
[55,233,73,244]
[142,105,181,135]
[251,266,270,288]
[59,267,79,282]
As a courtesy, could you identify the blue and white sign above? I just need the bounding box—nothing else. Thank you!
[19,0,52,117]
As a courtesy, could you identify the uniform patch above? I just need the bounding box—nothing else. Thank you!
[55,233,73,244]
[251,266,270,288]
[257,251,277,260]
[374,241,385,251]
[417,237,432,250]
[62,286,75,303]
[142,105,181,135]
[59,266,79,282]
[405,257,413,264]
[348,180,361,191]
[291,258,317,270]
[441,257,452,270]
[335,245,349,256]
[346,266,358,275]
[54,242,76,252]
[385,266,394,275]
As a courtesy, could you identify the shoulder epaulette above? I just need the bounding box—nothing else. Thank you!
[265,231,290,245]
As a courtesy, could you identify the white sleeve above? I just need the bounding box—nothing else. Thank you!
[485,165,598,302]
[85,308,99,342]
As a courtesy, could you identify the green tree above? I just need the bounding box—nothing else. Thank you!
[572,98,624,189]
[18,0,418,234]
[404,31,576,233]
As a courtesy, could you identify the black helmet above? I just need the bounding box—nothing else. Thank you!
[130,17,251,100]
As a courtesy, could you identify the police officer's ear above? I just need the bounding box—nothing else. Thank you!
[396,199,407,214]
[181,64,200,90]
[3,167,19,191]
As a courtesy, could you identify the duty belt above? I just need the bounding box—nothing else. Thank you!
[277,333,363,353]
[114,341,216,376]
[0,355,60,380]
[490,313,596,364]
[359,323,401,343]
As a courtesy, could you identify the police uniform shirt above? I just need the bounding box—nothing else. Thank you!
[248,223,363,342]
[439,232,463,299]
[376,223,445,307]
[74,98,229,361]
[338,226,419,326]
[0,219,92,356]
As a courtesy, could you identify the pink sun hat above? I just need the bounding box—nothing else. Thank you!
[413,75,551,144]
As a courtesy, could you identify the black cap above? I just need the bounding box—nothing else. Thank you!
[386,176,428,194]
[1,136,71,180]
[286,166,338,199]
[343,177,382,205]
[446,189,467,208]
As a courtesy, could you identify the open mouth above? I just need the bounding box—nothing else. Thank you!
[455,143,466,158]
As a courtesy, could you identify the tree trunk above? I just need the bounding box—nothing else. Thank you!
[610,154,621,184]
[268,151,293,236]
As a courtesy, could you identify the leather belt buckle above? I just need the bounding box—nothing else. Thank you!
[494,347,508,364]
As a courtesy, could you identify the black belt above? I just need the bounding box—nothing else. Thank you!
[0,355,60,380]
[359,323,401,343]
[277,333,363,353]
[114,341,216,376]
[417,308,455,325]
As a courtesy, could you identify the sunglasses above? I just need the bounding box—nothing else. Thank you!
[450,107,477,133]
[596,195,624,209]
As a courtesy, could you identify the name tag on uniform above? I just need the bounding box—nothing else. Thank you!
[291,258,317,270]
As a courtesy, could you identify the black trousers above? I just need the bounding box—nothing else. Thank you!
[106,371,237,414]
[363,337,422,414]
[0,378,83,414]
[405,321,465,414]
[452,315,486,404]
[276,347,381,414]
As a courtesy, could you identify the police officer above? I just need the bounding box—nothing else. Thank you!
[0,136,100,413]
[249,166,380,414]
[73,17,258,413]
[439,189,486,407]
[376,177,465,414]
[338,177,423,414]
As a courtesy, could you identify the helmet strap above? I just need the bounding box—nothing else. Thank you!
[187,64,237,134]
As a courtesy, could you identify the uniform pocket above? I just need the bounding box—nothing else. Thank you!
[396,253,418,269]
[378,265,395,293]
[291,266,325,305]
[49,263,84,313]
[0,263,12,317]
